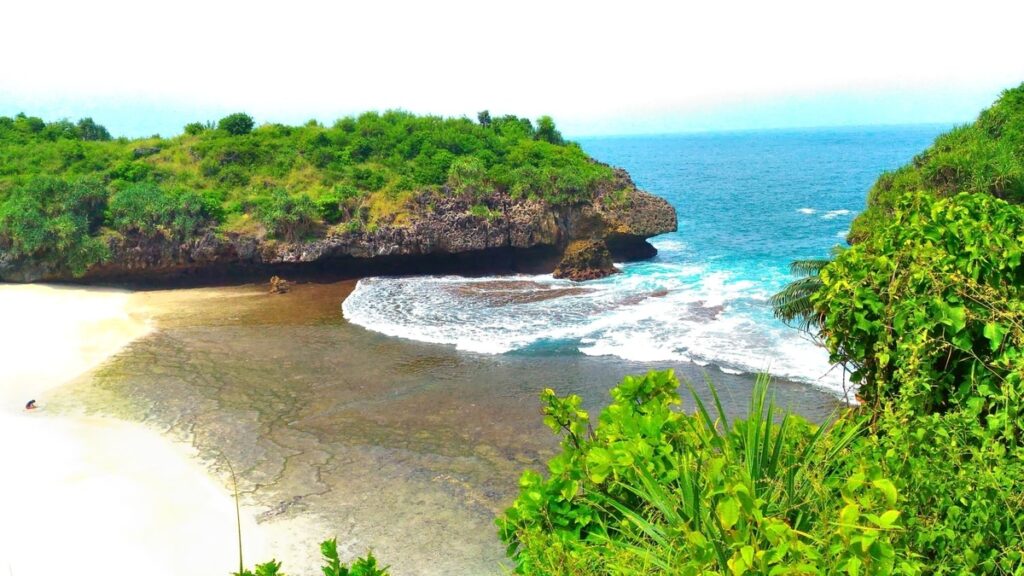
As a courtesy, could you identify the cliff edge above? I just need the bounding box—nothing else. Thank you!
[0,112,676,284]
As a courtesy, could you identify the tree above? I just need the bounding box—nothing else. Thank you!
[535,115,564,145]
[218,113,255,136]
[184,121,209,136]
[446,156,488,197]
[76,117,111,141]
[770,257,832,332]
[477,110,492,127]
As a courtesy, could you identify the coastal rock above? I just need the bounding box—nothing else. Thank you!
[0,170,677,284]
[269,276,291,294]
[552,240,619,281]
[132,146,161,158]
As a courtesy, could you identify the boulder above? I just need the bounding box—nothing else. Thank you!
[553,239,619,282]
[268,275,291,294]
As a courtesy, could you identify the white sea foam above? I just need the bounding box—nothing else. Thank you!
[822,209,852,220]
[650,237,687,254]
[797,208,817,215]
[343,262,847,395]
[836,229,849,239]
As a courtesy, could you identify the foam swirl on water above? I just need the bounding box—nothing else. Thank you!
[341,127,950,398]
[342,258,847,394]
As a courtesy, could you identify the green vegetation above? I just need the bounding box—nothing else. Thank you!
[236,539,387,576]
[0,176,109,275]
[768,256,832,332]
[498,371,907,575]
[810,191,1024,573]
[0,109,617,275]
[817,192,1024,428]
[850,84,1024,243]
[754,83,1024,575]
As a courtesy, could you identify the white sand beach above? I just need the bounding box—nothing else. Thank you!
[0,284,283,576]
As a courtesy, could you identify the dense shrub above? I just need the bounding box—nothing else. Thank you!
[0,177,109,275]
[446,156,488,197]
[219,113,256,136]
[535,115,565,145]
[854,409,1024,574]
[108,183,222,240]
[76,117,112,141]
[255,190,319,242]
[0,113,112,144]
[784,86,1024,574]
[184,121,210,136]
[498,370,913,575]
[815,192,1024,442]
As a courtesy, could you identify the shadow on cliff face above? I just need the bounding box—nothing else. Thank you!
[52,281,839,575]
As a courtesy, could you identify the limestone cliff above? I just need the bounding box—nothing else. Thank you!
[0,169,675,284]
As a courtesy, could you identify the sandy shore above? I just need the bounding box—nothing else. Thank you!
[0,284,285,576]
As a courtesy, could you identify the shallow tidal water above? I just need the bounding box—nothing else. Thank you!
[52,281,842,575]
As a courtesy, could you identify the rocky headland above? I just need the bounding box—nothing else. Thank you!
[1,169,675,285]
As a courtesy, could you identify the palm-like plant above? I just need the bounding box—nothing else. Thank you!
[770,256,835,332]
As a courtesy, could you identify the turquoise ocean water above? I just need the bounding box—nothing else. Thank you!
[343,125,949,394]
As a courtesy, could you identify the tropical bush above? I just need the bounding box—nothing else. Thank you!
[0,176,108,274]
[853,409,1024,574]
[254,189,319,242]
[763,84,1024,575]
[76,117,112,141]
[497,370,914,575]
[108,183,222,241]
[219,113,256,136]
[815,192,1024,442]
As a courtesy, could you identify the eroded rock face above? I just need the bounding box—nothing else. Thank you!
[0,170,677,284]
[552,239,619,282]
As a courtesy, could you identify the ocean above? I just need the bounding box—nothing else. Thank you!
[343,125,950,396]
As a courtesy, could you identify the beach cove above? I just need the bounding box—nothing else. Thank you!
[1,280,841,575]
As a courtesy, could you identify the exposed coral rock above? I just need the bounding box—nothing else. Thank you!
[132,147,161,158]
[268,276,291,294]
[552,240,619,282]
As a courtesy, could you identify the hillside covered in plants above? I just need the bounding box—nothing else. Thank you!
[849,83,1024,243]
[0,111,675,282]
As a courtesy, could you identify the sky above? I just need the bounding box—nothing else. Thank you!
[1,0,1022,138]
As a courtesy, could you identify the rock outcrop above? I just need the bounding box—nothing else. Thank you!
[0,169,676,284]
[553,240,619,281]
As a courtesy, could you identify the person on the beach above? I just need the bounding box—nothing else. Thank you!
[25,399,37,410]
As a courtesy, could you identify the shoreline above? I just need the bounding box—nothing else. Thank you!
[0,280,845,575]
[0,284,306,576]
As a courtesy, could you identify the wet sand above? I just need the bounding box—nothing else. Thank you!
[42,280,842,575]
[0,284,310,576]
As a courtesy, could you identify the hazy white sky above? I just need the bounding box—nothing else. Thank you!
[2,0,1022,137]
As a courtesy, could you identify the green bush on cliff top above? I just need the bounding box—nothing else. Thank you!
[849,83,1024,243]
[0,110,616,275]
